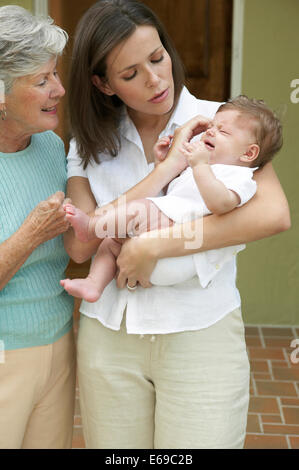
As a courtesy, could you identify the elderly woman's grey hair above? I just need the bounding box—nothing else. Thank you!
[0,5,68,94]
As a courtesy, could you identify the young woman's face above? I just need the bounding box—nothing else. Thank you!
[98,26,175,121]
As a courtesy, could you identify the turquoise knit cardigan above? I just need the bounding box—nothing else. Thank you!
[0,131,74,350]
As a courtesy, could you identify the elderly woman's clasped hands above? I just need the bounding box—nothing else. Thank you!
[26,191,71,246]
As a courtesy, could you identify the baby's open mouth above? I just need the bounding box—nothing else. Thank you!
[204,140,215,150]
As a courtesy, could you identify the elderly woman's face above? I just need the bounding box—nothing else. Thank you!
[5,57,65,135]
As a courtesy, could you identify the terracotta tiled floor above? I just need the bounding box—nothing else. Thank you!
[244,325,299,449]
[72,304,299,449]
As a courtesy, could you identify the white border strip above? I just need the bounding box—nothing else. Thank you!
[34,0,48,16]
[230,0,245,98]
[245,323,299,329]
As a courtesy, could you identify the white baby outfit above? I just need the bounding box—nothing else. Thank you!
[148,163,257,288]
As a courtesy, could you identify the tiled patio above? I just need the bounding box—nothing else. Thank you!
[71,300,299,449]
[244,324,299,449]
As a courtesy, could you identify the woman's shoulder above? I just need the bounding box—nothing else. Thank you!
[32,132,66,170]
[35,131,65,153]
[67,137,113,167]
[195,97,223,119]
[178,87,224,121]
[36,131,66,164]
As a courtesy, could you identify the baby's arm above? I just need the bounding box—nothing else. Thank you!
[181,142,240,214]
[153,135,174,194]
[153,135,173,166]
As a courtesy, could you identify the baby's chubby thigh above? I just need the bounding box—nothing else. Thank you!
[150,255,196,286]
[125,198,174,237]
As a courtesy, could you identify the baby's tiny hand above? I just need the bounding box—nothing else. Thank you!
[180,141,210,167]
[154,135,173,165]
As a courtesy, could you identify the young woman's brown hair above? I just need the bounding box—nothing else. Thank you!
[69,0,185,169]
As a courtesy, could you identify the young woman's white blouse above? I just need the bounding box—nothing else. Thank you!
[67,87,242,334]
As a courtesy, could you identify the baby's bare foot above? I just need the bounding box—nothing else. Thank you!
[60,278,103,303]
[63,203,91,242]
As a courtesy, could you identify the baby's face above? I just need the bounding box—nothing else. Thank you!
[200,109,256,165]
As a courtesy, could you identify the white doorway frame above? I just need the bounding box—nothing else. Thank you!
[34,0,48,16]
[230,0,245,98]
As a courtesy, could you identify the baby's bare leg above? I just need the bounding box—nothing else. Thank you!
[60,238,122,302]
[120,198,174,236]
[64,203,95,242]
[63,202,126,242]
[93,198,174,239]
[65,199,173,243]
[60,200,172,300]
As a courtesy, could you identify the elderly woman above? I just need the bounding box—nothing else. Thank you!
[0,6,75,449]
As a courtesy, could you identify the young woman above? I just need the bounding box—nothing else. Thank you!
[64,0,290,449]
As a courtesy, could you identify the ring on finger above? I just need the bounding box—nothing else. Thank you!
[126,282,138,291]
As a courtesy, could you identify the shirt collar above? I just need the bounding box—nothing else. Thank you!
[166,86,199,129]
[119,86,198,142]
[119,107,142,146]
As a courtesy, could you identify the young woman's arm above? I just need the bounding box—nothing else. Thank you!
[115,162,290,288]
[63,177,103,263]
[109,115,212,205]
[63,153,185,264]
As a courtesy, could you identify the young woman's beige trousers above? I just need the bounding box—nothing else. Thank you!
[77,308,250,449]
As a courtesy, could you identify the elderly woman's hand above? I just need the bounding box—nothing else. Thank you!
[116,235,158,289]
[25,191,70,248]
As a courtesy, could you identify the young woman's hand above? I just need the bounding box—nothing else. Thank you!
[116,235,157,289]
[184,114,212,138]
[160,114,212,176]
[173,114,212,144]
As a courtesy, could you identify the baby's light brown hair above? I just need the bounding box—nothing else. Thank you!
[217,95,283,167]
